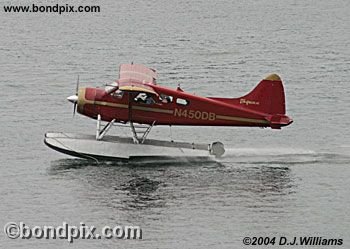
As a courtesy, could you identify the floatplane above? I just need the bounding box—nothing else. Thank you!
[44,64,293,160]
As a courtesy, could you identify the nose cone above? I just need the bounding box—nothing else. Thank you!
[67,95,78,103]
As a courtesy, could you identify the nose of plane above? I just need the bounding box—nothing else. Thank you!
[67,95,78,103]
[67,87,83,116]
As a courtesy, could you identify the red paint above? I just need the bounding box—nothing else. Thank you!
[77,64,292,129]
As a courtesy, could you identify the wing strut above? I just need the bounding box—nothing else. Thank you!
[130,121,156,144]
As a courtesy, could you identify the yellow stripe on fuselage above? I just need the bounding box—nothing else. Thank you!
[94,101,128,109]
[216,115,269,124]
[132,106,173,114]
[87,100,171,114]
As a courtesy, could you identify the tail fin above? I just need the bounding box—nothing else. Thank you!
[209,74,292,128]
[239,74,286,115]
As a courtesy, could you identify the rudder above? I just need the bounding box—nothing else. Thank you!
[238,74,286,115]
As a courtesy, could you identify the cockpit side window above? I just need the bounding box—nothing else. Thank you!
[160,94,173,104]
[176,98,189,106]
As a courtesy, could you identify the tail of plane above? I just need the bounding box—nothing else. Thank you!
[210,74,293,128]
[238,74,292,128]
[238,74,286,115]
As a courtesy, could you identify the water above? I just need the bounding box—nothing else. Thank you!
[1,0,349,248]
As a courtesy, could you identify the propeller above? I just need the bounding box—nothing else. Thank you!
[67,75,79,116]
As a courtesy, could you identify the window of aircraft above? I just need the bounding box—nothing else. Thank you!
[160,94,173,104]
[111,89,124,98]
[105,83,118,93]
[134,93,155,105]
[176,98,189,106]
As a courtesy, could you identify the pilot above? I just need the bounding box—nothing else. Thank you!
[162,96,171,103]
[145,94,155,104]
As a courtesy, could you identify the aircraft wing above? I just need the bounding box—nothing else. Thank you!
[119,64,157,84]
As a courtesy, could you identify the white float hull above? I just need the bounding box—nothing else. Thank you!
[44,132,223,160]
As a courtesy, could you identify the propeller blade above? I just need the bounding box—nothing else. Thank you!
[76,75,80,95]
[73,102,77,117]
[69,75,79,117]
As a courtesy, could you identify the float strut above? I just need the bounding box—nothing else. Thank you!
[96,114,116,140]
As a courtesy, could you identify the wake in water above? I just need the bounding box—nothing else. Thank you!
[218,147,350,166]
[224,147,315,157]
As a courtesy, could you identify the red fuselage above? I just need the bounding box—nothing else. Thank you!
[76,79,292,129]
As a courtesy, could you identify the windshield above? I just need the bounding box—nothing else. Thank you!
[105,85,115,92]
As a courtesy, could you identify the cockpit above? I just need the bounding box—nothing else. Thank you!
[134,93,155,104]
